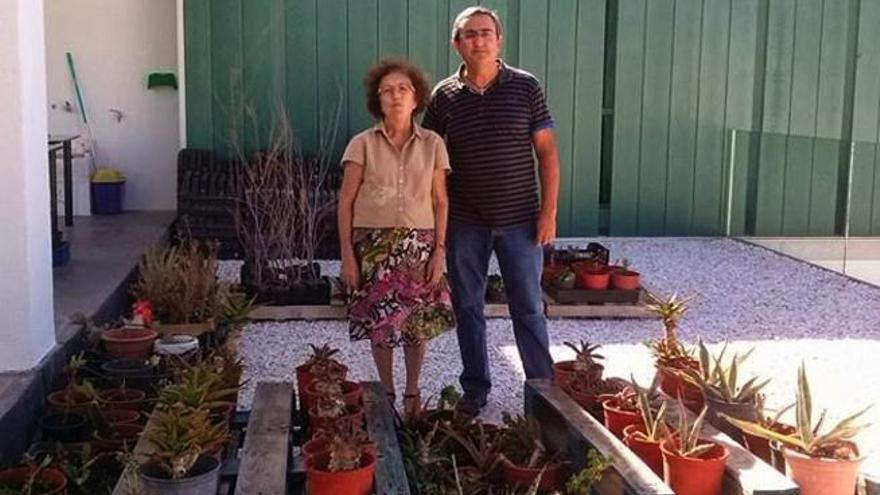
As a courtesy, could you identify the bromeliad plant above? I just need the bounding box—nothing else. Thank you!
[723,363,870,460]
[158,359,241,411]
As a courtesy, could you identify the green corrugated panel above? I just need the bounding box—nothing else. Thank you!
[517,0,548,86]
[286,0,318,153]
[610,0,645,236]
[447,0,471,72]
[546,0,577,236]
[852,0,880,235]
[210,0,243,156]
[408,0,439,83]
[570,0,605,236]
[379,0,407,57]
[637,0,673,236]
[347,0,377,136]
[242,0,285,154]
[665,0,702,235]
[691,0,730,236]
[184,0,212,149]
[317,0,348,161]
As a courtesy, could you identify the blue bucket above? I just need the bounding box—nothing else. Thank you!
[90,181,125,215]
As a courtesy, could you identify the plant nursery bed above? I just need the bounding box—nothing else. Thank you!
[543,285,643,305]
[543,289,658,319]
[523,378,674,494]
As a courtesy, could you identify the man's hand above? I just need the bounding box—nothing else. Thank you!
[426,249,445,287]
[341,252,361,290]
[536,210,557,245]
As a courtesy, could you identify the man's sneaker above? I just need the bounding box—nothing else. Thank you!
[455,392,488,416]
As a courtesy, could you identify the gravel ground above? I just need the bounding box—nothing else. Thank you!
[223,238,880,472]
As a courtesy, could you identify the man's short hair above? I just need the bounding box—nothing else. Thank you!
[451,6,503,41]
[363,58,431,119]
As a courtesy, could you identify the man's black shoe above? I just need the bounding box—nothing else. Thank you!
[455,392,488,416]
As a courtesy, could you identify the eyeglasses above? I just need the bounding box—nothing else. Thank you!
[459,29,497,41]
[377,84,415,97]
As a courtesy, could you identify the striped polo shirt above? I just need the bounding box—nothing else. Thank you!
[422,61,554,227]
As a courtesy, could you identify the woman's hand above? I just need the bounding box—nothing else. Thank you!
[426,249,445,287]
[341,252,361,290]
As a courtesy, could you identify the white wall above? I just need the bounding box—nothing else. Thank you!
[44,0,179,212]
[0,0,57,370]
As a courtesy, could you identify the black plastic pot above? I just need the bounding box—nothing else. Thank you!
[100,359,156,391]
[39,412,90,443]
[241,262,331,305]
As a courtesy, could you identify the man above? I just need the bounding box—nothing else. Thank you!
[422,6,561,415]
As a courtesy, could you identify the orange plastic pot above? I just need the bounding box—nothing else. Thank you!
[552,361,577,390]
[99,387,146,411]
[623,424,663,476]
[661,438,729,495]
[302,436,330,461]
[574,265,612,290]
[0,466,67,494]
[306,451,375,495]
[783,447,863,495]
[658,368,704,409]
[500,455,562,492]
[296,363,349,410]
[611,269,641,290]
[602,399,641,439]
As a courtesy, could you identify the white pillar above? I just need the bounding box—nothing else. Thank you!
[0,0,57,371]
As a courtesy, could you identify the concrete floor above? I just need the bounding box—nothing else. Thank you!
[745,237,880,287]
[52,210,176,340]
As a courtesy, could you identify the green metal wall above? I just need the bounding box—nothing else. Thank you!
[184,0,880,237]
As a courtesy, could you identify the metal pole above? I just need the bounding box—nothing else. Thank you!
[725,129,737,237]
[843,140,855,274]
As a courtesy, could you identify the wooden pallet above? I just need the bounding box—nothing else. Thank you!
[236,381,293,494]
[362,382,411,494]
[251,302,510,320]
[524,379,674,494]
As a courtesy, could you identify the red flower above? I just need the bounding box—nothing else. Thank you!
[132,299,153,326]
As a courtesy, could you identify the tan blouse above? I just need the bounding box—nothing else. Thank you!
[342,123,450,229]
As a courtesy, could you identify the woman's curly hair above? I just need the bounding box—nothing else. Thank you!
[364,58,431,119]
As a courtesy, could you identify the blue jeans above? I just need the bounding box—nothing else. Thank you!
[446,220,554,398]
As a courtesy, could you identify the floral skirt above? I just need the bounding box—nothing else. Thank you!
[348,228,455,348]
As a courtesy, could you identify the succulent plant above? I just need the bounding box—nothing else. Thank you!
[563,341,605,373]
[303,344,345,377]
[145,405,227,479]
[723,363,870,460]
[645,291,692,343]
[632,381,668,442]
[326,419,369,472]
[666,398,714,458]
[499,413,554,468]
[314,397,348,419]
[680,339,769,405]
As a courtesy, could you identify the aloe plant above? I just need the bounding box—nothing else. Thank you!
[632,382,668,442]
[666,398,714,458]
[723,363,870,460]
[146,405,228,479]
[680,339,769,404]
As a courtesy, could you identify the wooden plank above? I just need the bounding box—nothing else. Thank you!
[184,0,213,149]
[524,379,674,495]
[664,0,702,235]
[546,0,577,236]
[636,0,674,236]
[286,0,318,154]
[691,0,731,235]
[663,396,800,495]
[362,382,411,495]
[610,0,646,236]
[570,0,605,237]
[236,381,293,495]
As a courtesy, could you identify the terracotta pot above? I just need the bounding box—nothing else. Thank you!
[657,368,704,409]
[574,264,612,290]
[101,326,158,359]
[306,451,376,495]
[295,363,349,410]
[0,465,67,495]
[102,408,141,425]
[99,387,146,411]
[602,399,641,439]
[783,447,863,495]
[304,380,363,409]
[611,269,641,290]
[552,361,577,390]
[308,405,365,436]
[500,455,562,492]
[47,388,93,415]
[741,423,795,470]
[623,424,663,476]
[93,423,143,452]
[661,438,729,495]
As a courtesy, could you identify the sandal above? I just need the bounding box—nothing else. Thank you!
[402,392,421,421]
[386,391,396,407]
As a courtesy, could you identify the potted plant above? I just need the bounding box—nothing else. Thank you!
[644,292,702,406]
[498,413,562,491]
[308,395,365,436]
[100,301,159,360]
[565,448,613,494]
[553,268,576,289]
[139,405,228,494]
[485,274,507,304]
[660,400,729,495]
[599,385,643,439]
[418,384,465,428]
[0,457,67,495]
[46,353,97,415]
[572,260,612,290]
[157,360,240,423]
[676,339,769,442]
[553,341,605,392]
[306,418,376,495]
[736,394,794,470]
[131,241,220,337]
[296,344,348,409]
[305,376,363,409]
[98,382,146,411]
[610,258,641,290]
[438,420,504,494]
[541,251,569,286]
[723,363,870,495]
[623,385,669,476]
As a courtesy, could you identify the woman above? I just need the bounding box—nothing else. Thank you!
[337,59,455,419]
